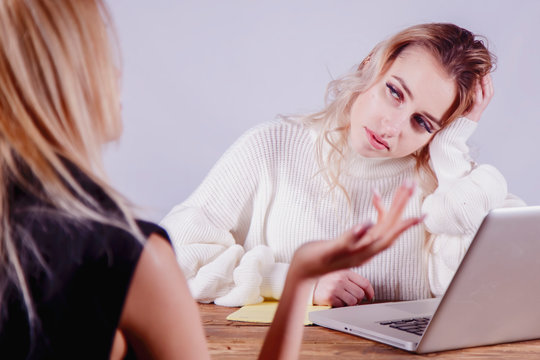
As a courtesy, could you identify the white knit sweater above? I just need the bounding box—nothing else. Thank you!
[161,117,522,306]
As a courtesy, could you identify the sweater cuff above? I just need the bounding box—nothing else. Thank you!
[260,262,290,300]
[429,117,478,185]
[439,117,477,143]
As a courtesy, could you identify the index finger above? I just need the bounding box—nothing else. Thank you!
[347,271,375,301]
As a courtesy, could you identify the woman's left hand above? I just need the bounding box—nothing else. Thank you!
[464,74,494,122]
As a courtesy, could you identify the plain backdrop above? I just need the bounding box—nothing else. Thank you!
[105,0,540,222]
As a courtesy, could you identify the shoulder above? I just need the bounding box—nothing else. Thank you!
[232,118,315,154]
[87,220,173,265]
[11,190,167,273]
[137,220,171,244]
[249,117,312,137]
[199,118,318,180]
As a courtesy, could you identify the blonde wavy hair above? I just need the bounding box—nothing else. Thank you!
[298,23,494,199]
[0,0,140,332]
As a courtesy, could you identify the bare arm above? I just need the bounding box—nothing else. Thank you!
[259,181,422,360]
[114,234,210,360]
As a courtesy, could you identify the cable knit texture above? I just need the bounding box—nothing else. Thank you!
[161,117,523,306]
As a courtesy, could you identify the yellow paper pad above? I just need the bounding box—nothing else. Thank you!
[226,300,330,325]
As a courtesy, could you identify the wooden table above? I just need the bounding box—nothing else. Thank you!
[199,303,540,359]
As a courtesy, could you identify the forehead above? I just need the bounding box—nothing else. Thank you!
[386,46,456,120]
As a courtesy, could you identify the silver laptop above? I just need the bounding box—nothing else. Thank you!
[309,206,540,353]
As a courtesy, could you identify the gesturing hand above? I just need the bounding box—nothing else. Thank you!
[464,74,494,123]
[260,181,424,360]
[290,181,423,281]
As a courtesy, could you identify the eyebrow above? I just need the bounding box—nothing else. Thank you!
[392,75,442,127]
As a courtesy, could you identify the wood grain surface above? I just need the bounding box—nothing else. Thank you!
[198,303,540,359]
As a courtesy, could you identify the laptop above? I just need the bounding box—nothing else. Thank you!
[309,206,540,353]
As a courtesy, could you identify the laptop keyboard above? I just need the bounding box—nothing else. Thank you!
[379,316,431,336]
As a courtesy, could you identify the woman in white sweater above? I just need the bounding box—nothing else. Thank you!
[161,23,523,308]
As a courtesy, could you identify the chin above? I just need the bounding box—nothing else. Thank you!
[361,152,392,159]
[352,146,383,159]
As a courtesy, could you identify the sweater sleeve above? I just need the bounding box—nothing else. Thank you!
[160,123,289,307]
[422,117,511,296]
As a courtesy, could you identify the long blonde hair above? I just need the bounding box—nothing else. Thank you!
[0,0,140,331]
[299,23,494,198]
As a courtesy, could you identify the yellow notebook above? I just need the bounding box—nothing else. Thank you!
[226,300,330,325]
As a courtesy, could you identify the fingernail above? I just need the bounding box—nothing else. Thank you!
[372,187,381,198]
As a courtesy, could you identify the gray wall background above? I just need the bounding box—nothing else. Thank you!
[105,0,540,221]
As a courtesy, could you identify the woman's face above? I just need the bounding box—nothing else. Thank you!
[349,46,456,159]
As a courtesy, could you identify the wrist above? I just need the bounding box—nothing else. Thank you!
[434,117,477,145]
[285,258,318,290]
[429,117,477,183]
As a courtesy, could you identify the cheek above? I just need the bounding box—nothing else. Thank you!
[351,92,379,125]
[349,99,363,128]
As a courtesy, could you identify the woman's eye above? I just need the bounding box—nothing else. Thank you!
[386,83,402,102]
[414,115,433,134]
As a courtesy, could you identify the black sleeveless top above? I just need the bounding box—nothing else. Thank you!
[0,168,170,359]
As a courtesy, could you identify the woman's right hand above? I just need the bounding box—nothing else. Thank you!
[313,269,374,307]
[464,74,493,123]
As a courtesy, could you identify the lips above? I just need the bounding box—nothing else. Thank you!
[364,127,390,151]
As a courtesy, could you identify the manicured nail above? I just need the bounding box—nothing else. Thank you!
[372,187,381,198]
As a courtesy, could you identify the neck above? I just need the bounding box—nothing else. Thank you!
[343,150,416,179]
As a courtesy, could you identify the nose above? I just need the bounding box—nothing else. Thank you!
[381,115,407,137]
